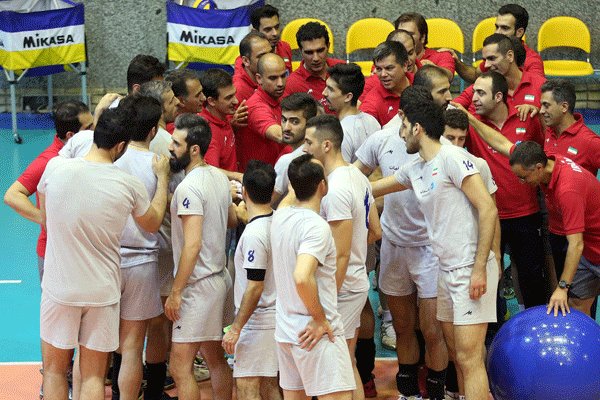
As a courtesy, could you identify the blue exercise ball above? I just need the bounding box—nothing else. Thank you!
[488,305,600,400]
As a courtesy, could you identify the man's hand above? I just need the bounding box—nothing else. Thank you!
[231,100,248,128]
[164,290,183,322]
[547,287,570,317]
[152,154,170,178]
[298,318,334,351]
[222,326,240,355]
[437,48,459,61]
[420,59,435,66]
[235,201,249,225]
[515,104,539,122]
[469,267,487,300]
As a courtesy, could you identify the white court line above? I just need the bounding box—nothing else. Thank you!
[0,280,22,284]
[0,361,41,365]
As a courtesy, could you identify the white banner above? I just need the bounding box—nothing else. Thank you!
[167,22,250,48]
[0,24,84,52]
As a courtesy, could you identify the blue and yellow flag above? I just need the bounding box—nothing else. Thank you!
[167,0,264,66]
[0,2,85,71]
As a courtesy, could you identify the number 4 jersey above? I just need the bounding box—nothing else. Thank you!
[394,144,496,272]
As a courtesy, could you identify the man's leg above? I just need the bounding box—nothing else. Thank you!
[260,377,282,400]
[440,322,463,396]
[41,341,72,400]
[145,310,171,399]
[570,297,596,316]
[236,377,261,400]
[117,319,148,400]
[282,389,309,400]
[169,342,201,400]
[346,332,365,400]
[199,340,233,400]
[453,324,488,400]
[78,345,110,400]
[418,298,447,400]
[319,391,353,400]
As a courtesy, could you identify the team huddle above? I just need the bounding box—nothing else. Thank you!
[5,3,600,400]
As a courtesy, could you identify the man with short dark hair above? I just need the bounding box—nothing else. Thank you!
[443,109,469,147]
[271,153,356,400]
[413,64,452,108]
[452,4,544,83]
[360,41,412,126]
[127,54,167,94]
[233,32,273,104]
[372,98,499,400]
[324,63,381,163]
[4,101,93,281]
[165,113,238,400]
[284,21,344,114]
[394,13,455,79]
[509,142,600,317]
[222,160,282,400]
[164,69,206,133]
[238,53,291,171]
[249,4,292,72]
[37,107,170,400]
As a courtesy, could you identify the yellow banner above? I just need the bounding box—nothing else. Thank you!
[167,42,239,65]
[0,43,85,71]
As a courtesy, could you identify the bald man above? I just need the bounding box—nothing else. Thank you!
[237,53,291,171]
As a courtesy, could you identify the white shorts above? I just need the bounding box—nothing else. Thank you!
[120,262,163,321]
[40,292,119,352]
[379,238,438,298]
[233,328,278,378]
[172,272,227,343]
[338,290,368,339]
[436,258,499,325]
[277,337,355,396]
[158,249,174,297]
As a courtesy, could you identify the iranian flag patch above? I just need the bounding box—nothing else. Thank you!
[524,94,535,102]
[516,127,526,135]
[567,146,578,155]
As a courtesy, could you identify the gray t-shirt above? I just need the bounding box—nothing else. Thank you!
[340,112,381,163]
[274,146,304,196]
[59,129,93,158]
[355,128,429,247]
[115,148,160,267]
[38,157,150,306]
[320,165,374,294]
[234,213,276,329]
[170,165,232,282]
[271,207,343,344]
[394,144,491,271]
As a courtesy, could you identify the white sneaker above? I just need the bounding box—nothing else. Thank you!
[398,395,423,400]
[381,320,397,350]
[445,390,460,399]
[193,356,210,382]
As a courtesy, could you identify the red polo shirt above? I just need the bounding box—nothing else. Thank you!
[467,109,544,219]
[455,70,546,111]
[359,75,413,126]
[421,47,455,75]
[284,57,345,114]
[360,59,422,101]
[233,39,293,74]
[17,135,64,258]
[542,156,600,263]
[480,43,545,78]
[544,113,600,176]
[237,87,290,171]
[232,65,259,103]
[200,109,238,172]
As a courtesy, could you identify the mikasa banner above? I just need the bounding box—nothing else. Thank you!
[0,2,85,71]
[167,0,263,66]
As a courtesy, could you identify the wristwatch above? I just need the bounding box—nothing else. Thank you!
[558,280,571,290]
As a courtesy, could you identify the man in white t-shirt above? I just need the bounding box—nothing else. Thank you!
[221,160,281,400]
[164,114,238,400]
[303,114,382,400]
[271,153,355,399]
[37,108,170,400]
[109,95,168,400]
[372,95,499,400]
[272,93,319,207]
[323,63,381,163]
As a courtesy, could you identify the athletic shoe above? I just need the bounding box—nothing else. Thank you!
[193,356,210,382]
[163,374,175,390]
[445,390,460,399]
[363,374,377,398]
[398,395,423,400]
[381,320,397,350]
[160,393,179,400]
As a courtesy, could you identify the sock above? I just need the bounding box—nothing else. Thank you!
[111,352,122,400]
[415,329,426,365]
[446,361,459,393]
[144,361,167,400]
[382,309,392,323]
[355,338,376,383]
[396,363,420,396]
[426,368,447,400]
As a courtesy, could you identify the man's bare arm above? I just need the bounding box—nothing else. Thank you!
[4,182,41,224]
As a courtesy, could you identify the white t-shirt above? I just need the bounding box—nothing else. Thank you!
[382,114,402,131]
[340,112,381,163]
[149,127,172,158]
[271,206,343,344]
[320,165,373,294]
[59,129,94,158]
[355,128,429,247]
[115,148,160,267]
[274,146,304,196]
[473,155,498,195]
[394,144,494,271]
[38,157,150,306]
[170,165,231,282]
[234,212,276,329]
